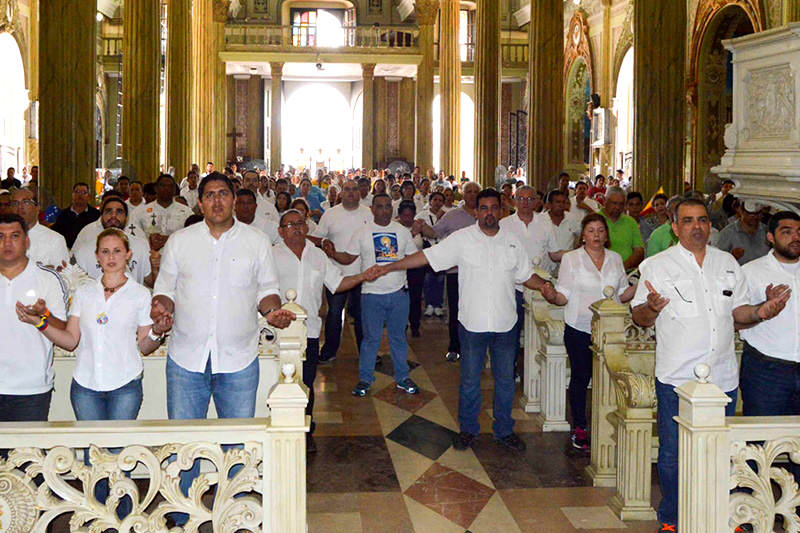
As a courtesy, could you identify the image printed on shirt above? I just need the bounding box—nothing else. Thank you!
[373,232,399,263]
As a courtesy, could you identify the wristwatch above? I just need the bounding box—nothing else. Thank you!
[148,329,165,343]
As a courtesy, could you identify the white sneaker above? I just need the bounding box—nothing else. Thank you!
[433,307,444,317]
[424,305,434,317]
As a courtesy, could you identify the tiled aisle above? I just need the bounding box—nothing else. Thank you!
[308,314,661,532]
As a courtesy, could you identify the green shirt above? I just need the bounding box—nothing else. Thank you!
[646,222,678,257]
[601,211,644,262]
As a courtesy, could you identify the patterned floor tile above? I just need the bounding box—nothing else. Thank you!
[561,506,627,529]
[375,353,421,377]
[307,436,400,493]
[373,383,437,413]
[307,511,363,532]
[385,439,435,491]
[468,492,522,533]
[372,396,413,435]
[314,410,343,424]
[436,446,495,488]
[404,462,495,529]
[414,395,459,432]
[386,414,459,461]
[358,491,415,532]
[404,495,467,533]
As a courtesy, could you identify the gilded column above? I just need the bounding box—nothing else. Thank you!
[362,64,376,169]
[39,0,95,207]
[787,0,800,23]
[123,0,161,184]
[473,0,501,188]
[166,0,192,177]
[634,0,686,198]
[526,0,563,191]
[374,77,388,167]
[247,75,264,159]
[415,0,438,172]
[27,0,40,167]
[400,78,416,162]
[270,62,283,174]
[439,0,461,177]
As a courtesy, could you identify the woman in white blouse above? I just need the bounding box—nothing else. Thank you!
[542,213,636,451]
[18,228,172,420]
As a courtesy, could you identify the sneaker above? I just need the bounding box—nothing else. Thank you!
[352,381,371,397]
[452,432,476,450]
[424,305,434,316]
[659,524,677,532]
[570,427,590,451]
[433,307,444,317]
[396,378,419,394]
[445,351,460,363]
[495,432,527,451]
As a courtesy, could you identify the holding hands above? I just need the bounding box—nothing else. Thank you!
[539,281,558,303]
[363,264,389,282]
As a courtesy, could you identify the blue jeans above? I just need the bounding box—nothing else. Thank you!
[166,356,259,524]
[359,290,411,384]
[71,377,142,520]
[740,342,800,416]
[457,323,517,438]
[0,390,51,422]
[424,270,444,309]
[655,379,737,526]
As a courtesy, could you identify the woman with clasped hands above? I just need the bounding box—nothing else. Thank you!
[17,228,173,420]
[540,213,636,452]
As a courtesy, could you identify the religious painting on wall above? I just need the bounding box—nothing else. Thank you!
[368,0,382,14]
[253,0,268,13]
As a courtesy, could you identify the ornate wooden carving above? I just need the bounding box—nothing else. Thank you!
[0,0,18,34]
[415,0,440,26]
[563,9,593,89]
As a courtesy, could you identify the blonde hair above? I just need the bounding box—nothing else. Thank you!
[95,228,130,253]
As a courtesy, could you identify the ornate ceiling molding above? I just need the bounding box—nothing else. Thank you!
[564,9,593,89]
[611,1,633,91]
[414,0,441,26]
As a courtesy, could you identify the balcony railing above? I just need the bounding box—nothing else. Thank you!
[102,36,123,57]
[434,42,529,65]
[225,24,420,50]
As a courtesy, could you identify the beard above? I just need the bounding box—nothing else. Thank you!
[775,240,800,261]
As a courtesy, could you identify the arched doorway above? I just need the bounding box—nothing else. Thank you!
[690,2,761,186]
[0,32,28,177]
[564,58,591,179]
[432,91,475,180]
[613,47,634,179]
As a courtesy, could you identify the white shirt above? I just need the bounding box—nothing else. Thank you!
[0,262,68,394]
[632,244,748,391]
[360,194,373,208]
[500,213,547,288]
[569,196,599,219]
[153,220,280,373]
[740,251,800,361]
[424,224,534,333]
[126,199,144,213]
[71,221,152,284]
[312,204,373,276]
[257,191,280,222]
[246,215,280,245]
[180,186,199,211]
[556,248,629,333]
[272,241,344,338]
[533,212,581,273]
[130,201,193,237]
[347,220,418,295]
[69,276,152,391]
[393,197,426,217]
[415,208,445,246]
[27,222,69,268]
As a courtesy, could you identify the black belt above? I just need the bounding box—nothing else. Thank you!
[743,341,800,367]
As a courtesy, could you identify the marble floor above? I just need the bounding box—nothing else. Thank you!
[307,313,662,532]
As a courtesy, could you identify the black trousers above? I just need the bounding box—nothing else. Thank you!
[321,284,363,359]
[407,267,427,331]
[303,337,320,434]
[563,324,592,429]
[0,390,52,421]
[446,273,460,353]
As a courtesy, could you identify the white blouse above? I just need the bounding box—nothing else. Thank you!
[555,247,629,334]
[69,275,153,391]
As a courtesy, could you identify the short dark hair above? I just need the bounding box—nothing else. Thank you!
[575,181,588,190]
[184,214,204,227]
[476,188,502,206]
[627,191,643,203]
[157,173,175,185]
[653,193,669,203]
[428,191,445,203]
[0,213,28,234]
[397,200,417,215]
[101,190,124,201]
[235,188,256,202]
[371,193,391,205]
[768,211,800,235]
[198,172,234,198]
[400,180,415,192]
[142,183,157,196]
[558,172,570,180]
[722,179,735,186]
[276,178,289,186]
[579,213,611,249]
[73,182,89,192]
[546,189,567,203]
[101,196,128,217]
[117,176,130,184]
[357,177,370,185]
[675,198,708,218]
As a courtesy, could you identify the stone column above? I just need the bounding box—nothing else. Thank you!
[374,77,388,167]
[415,0,438,172]
[39,0,95,207]
[526,0,563,191]
[634,0,686,198]
[474,0,501,188]
[362,64,376,169]
[166,0,193,177]
[439,0,461,178]
[787,0,800,22]
[247,76,264,159]
[122,0,161,184]
[270,62,283,174]
[400,78,417,162]
[192,0,228,167]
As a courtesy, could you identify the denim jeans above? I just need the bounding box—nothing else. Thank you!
[166,356,259,524]
[359,290,411,385]
[563,325,593,429]
[446,273,460,353]
[70,376,143,421]
[740,342,800,416]
[407,267,426,331]
[304,338,320,434]
[424,270,444,309]
[0,390,51,421]
[321,284,363,360]
[457,323,517,438]
[656,379,737,526]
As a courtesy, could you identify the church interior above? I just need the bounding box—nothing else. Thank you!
[1,0,800,532]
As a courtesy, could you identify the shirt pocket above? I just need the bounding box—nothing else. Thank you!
[229,257,254,288]
[667,278,699,319]
[501,245,519,272]
[714,272,737,316]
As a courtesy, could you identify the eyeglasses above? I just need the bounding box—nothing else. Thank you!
[280,221,307,229]
[7,199,37,208]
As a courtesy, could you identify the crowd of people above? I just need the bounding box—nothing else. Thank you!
[1,162,798,532]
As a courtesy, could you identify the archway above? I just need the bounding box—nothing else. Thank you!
[564,58,591,179]
[689,1,762,186]
[0,32,28,177]
[282,82,354,172]
[432,91,475,180]
[613,47,634,178]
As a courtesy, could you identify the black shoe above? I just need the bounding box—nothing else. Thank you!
[352,381,371,397]
[495,432,526,452]
[445,351,460,363]
[411,328,421,337]
[375,354,383,366]
[306,433,317,454]
[452,432,476,450]
[318,353,337,364]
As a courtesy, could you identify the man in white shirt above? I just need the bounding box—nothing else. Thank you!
[357,177,373,208]
[568,181,599,219]
[71,196,155,286]
[179,170,200,212]
[234,189,279,244]
[12,187,68,268]
[308,180,373,362]
[367,189,551,452]
[535,190,581,274]
[129,174,193,250]
[631,198,789,531]
[336,194,420,397]
[739,211,800,417]
[126,181,145,213]
[273,209,365,451]
[243,170,279,222]
[416,192,447,317]
[1,213,68,421]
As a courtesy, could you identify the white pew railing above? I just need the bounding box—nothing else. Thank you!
[677,363,800,533]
